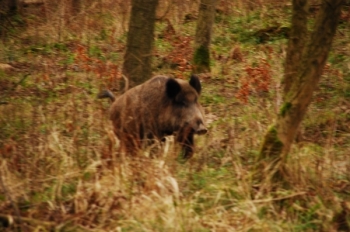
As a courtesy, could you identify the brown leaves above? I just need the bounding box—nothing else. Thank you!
[236,59,272,103]
[74,44,122,85]
[156,20,194,78]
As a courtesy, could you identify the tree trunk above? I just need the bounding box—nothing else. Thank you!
[122,0,159,88]
[71,0,82,15]
[0,0,19,15]
[282,0,309,97]
[193,0,216,74]
[255,0,343,187]
[0,0,21,39]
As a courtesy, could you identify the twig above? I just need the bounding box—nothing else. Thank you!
[0,213,55,228]
[251,191,307,203]
[12,74,30,90]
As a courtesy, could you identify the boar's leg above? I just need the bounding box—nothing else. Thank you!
[176,127,195,160]
[115,128,142,156]
[183,132,194,160]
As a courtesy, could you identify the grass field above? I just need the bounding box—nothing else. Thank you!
[1,1,350,231]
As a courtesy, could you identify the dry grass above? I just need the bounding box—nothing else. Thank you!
[1,0,350,231]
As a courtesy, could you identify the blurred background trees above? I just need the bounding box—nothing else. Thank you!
[122,0,159,88]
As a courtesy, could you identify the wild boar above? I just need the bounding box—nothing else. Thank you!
[99,74,207,159]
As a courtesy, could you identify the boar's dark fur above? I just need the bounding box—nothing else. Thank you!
[99,74,207,159]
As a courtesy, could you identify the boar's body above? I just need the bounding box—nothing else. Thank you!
[109,75,207,159]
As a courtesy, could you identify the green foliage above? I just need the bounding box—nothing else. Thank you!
[328,52,347,65]
[202,94,225,105]
[212,34,234,46]
[345,88,350,99]
[98,28,108,41]
[89,45,104,59]
[62,182,77,197]
[24,42,70,55]
[294,203,321,231]
[61,53,75,65]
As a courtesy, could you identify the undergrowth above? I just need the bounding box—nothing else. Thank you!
[0,0,350,231]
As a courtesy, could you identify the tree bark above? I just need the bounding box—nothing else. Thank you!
[0,0,21,39]
[255,0,343,186]
[71,0,82,15]
[193,0,216,74]
[0,0,19,15]
[122,0,159,88]
[282,0,309,97]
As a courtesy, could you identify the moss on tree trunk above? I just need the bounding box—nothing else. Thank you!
[193,45,210,72]
[193,0,216,73]
[259,125,284,159]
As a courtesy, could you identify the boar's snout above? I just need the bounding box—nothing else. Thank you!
[182,116,207,135]
[188,117,207,135]
[195,121,207,135]
[185,105,207,135]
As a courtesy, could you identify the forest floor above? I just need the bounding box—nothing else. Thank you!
[1,1,350,231]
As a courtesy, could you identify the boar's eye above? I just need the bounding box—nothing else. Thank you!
[178,100,188,107]
[183,101,190,106]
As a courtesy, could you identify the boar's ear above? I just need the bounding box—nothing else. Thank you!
[189,74,201,94]
[166,78,181,99]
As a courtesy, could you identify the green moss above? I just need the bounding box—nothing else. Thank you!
[268,126,283,146]
[280,102,292,117]
[260,125,284,158]
[193,45,210,73]
[0,70,5,79]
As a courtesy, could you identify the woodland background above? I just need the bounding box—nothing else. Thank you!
[0,0,350,231]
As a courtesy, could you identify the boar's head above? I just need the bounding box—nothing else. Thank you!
[165,75,207,135]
